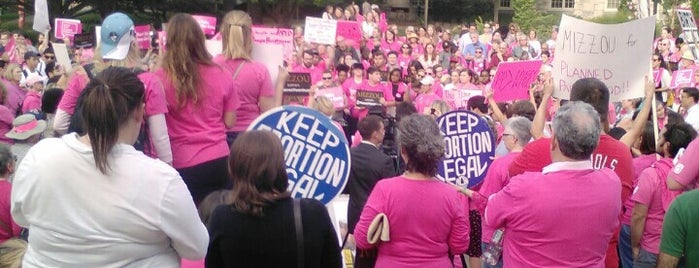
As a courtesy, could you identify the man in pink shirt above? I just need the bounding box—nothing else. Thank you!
[486,102,622,267]
[292,49,323,85]
[667,137,699,191]
[350,66,394,120]
[631,122,697,268]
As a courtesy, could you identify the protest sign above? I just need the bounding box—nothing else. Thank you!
[436,111,495,189]
[252,26,294,64]
[316,86,345,108]
[304,17,337,45]
[670,69,695,88]
[355,90,383,107]
[191,15,217,36]
[677,8,699,61]
[51,42,72,73]
[252,43,284,84]
[552,15,655,102]
[134,25,152,50]
[336,21,362,48]
[73,32,95,48]
[158,31,167,52]
[444,88,482,109]
[248,106,350,205]
[205,40,222,57]
[32,0,51,33]
[95,26,101,46]
[491,60,542,102]
[284,72,312,105]
[55,18,82,39]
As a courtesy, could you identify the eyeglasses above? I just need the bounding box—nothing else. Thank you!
[322,77,332,80]
[44,56,54,60]
[475,51,482,54]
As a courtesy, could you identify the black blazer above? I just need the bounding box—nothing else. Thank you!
[347,142,397,234]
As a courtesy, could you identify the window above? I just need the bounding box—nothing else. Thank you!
[607,0,619,9]
[551,0,574,8]
[500,0,511,8]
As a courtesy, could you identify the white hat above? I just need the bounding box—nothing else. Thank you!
[24,73,44,87]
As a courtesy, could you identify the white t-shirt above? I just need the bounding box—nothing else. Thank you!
[685,104,699,132]
[11,133,208,267]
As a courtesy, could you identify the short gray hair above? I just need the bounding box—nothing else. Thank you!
[553,102,601,160]
[398,114,445,176]
[506,116,532,147]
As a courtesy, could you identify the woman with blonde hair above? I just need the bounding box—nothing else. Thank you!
[53,12,172,165]
[1,63,24,115]
[0,238,26,268]
[214,10,288,144]
[156,13,239,205]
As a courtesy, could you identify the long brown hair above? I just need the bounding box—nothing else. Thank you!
[81,67,145,174]
[161,13,215,108]
[228,130,290,217]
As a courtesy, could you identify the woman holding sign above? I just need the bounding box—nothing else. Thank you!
[354,114,470,267]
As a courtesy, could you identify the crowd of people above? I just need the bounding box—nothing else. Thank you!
[0,2,697,268]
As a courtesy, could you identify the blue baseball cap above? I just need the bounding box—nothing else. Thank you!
[100,12,134,60]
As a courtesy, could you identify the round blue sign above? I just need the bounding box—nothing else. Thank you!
[248,106,351,204]
[436,110,495,189]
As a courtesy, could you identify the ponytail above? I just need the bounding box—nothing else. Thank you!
[80,67,145,174]
[221,10,253,61]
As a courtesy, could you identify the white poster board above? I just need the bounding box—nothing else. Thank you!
[51,42,72,73]
[677,8,699,61]
[303,17,337,45]
[205,40,223,58]
[552,15,656,102]
[252,43,284,85]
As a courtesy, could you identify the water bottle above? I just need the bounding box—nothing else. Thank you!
[482,229,504,265]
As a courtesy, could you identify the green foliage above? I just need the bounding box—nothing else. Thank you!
[429,0,494,23]
[511,0,560,40]
[587,12,634,24]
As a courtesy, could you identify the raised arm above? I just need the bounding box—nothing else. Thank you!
[620,77,655,147]
[531,78,553,140]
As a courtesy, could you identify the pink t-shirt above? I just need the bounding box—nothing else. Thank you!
[486,165,621,267]
[0,106,13,145]
[622,154,658,225]
[630,159,681,254]
[475,152,519,242]
[351,81,394,120]
[413,92,442,114]
[342,78,365,110]
[21,91,42,113]
[1,79,24,115]
[155,64,240,169]
[670,138,699,189]
[380,40,402,55]
[0,180,22,243]
[214,57,274,132]
[291,64,323,85]
[354,176,470,267]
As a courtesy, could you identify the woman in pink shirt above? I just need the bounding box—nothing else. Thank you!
[354,114,470,268]
[214,10,288,144]
[380,30,402,55]
[156,14,239,205]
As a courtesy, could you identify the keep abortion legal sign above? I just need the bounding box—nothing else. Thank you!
[249,106,350,205]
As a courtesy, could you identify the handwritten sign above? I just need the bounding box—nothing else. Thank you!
[316,86,345,108]
[355,90,383,107]
[248,106,350,205]
[437,111,495,189]
[552,15,656,102]
[73,32,95,48]
[191,15,217,36]
[134,25,152,49]
[252,26,294,64]
[443,87,482,109]
[670,69,695,88]
[284,72,312,105]
[55,18,82,40]
[491,60,542,101]
[304,17,337,45]
[677,8,699,61]
[336,21,362,47]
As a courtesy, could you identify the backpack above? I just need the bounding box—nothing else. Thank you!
[68,67,151,153]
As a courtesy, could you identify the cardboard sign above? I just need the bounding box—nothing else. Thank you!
[252,43,284,85]
[491,60,543,102]
[284,72,312,105]
[436,111,495,189]
[55,18,82,39]
[51,42,72,73]
[134,25,152,50]
[73,32,95,48]
[552,15,656,102]
[316,86,345,108]
[191,15,217,36]
[304,17,337,45]
[248,106,351,205]
[355,90,383,107]
[252,26,294,64]
[670,69,695,88]
[444,87,482,109]
[336,21,362,47]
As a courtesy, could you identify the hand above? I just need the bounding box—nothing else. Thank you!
[485,85,494,101]
[632,247,639,260]
[380,97,386,106]
[277,65,290,82]
[644,75,655,98]
[542,77,554,97]
[309,85,317,96]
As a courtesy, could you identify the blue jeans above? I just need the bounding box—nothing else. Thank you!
[633,248,658,268]
[618,224,633,268]
[481,242,503,268]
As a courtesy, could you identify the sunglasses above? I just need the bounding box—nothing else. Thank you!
[322,77,332,80]
[475,51,482,54]
[44,56,55,60]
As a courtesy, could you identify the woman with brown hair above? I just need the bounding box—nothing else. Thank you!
[155,13,240,205]
[206,130,342,267]
[11,67,208,266]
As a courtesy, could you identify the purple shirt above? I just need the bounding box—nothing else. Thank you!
[354,176,470,267]
[486,160,621,267]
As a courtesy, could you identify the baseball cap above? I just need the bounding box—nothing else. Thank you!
[24,51,41,60]
[100,12,135,60]
[24,74,44,87]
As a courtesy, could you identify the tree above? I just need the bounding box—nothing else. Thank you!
[511,0,540,31]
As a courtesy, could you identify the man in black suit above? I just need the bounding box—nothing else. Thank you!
[347,115,397,236]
